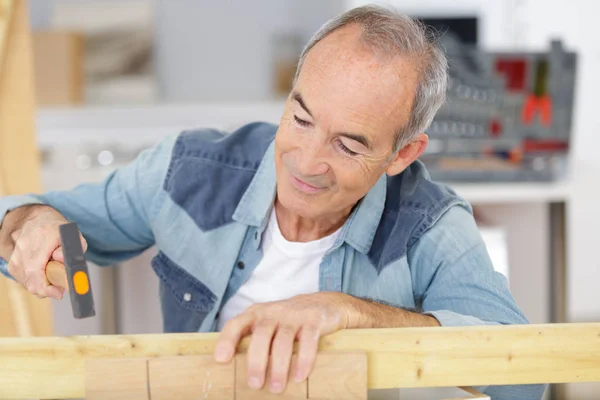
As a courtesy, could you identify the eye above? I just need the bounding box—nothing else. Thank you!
[336,139,359,156]
[293,115,311,127]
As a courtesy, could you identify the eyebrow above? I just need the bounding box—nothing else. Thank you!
[293,92,312,117]
[292,91,373,150]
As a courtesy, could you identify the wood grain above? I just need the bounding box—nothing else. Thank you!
[85,358,149,400]
[308,351,367,400]
[0,323,599,398]
[236,353,307,399]
[148,355,234,400]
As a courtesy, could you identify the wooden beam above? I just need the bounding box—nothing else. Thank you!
[0,323,599,399]
[0,0,14,73]
[0,0,54,338]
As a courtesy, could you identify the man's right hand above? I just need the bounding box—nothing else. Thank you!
[3,206,87,300]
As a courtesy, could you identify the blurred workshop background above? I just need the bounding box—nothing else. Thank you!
[14,0,600,398]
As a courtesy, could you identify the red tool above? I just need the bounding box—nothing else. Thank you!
[522,58,553,126]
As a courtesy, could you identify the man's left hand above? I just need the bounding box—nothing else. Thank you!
[213,292,352,394]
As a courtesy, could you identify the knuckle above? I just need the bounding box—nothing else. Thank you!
[222,318,242,334]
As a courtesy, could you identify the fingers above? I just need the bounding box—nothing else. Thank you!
[293,324,321,383]
[214,312,255,364]
[10,224,63,299]
[43,285,65,300]
[51,247,64,263]
[269,324,299,393]
[246,319,278,390]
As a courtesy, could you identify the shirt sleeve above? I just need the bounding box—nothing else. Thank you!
[408,205,547,399]
[0,133,178,275]
[409,205,529,326]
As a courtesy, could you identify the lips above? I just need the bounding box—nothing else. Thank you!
[290,175,324,194]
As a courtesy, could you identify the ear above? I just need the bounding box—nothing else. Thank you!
[385,133,428,176]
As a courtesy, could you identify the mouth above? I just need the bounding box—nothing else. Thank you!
[290,175,325,194]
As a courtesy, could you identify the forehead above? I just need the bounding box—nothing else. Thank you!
[295,25,419,142]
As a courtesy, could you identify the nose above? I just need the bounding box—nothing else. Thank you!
[296,137,329,177]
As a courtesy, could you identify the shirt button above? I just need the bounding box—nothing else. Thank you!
[183,292,192,302]
[237,261,245,270]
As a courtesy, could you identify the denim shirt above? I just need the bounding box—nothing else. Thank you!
[0,122,545,399]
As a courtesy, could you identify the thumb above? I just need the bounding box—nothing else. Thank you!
[51,247,64,263]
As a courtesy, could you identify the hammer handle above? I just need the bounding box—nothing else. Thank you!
[46,260,68,290]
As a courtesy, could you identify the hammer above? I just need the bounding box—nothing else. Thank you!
[45,222,95,319]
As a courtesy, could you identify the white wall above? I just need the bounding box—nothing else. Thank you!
[345,0,521,49]
[152,0,345,102]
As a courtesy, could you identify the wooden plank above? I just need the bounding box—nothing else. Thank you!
[0,0,54,338]
[0,323,599,399]
[0,0,14,73]
[85,358,149,400]
[308,352,367,400]
[148,355,234,400]
[235,353,307,400]
[0,0,41,195]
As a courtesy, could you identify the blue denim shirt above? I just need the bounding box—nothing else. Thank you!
[0,122,545,399]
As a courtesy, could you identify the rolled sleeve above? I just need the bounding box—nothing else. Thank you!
[0,257,10,279]
[425,309,498,327]
[0,133,177,268]
[0,194,45,221]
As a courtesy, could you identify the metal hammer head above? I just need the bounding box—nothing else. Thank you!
[58,222,96,319]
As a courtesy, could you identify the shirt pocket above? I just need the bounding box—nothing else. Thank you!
[151,251,217,333]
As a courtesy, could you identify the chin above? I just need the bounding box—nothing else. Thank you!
[276,186,322,219]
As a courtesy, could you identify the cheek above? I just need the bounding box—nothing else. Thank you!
[332,161,370,191]
[333,157,384,193]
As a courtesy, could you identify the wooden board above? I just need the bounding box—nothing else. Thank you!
[149,355,235,400]
[309,352,367,400]
[85,358,149,400]
[0,0,54,338]
[235,354,307,400]
[0,323,599,399]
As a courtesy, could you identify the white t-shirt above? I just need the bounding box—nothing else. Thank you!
[216,209,341,331]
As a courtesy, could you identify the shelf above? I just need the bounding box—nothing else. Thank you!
[446,181,570,204]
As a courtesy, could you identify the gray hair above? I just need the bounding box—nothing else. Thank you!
[293,4,448,152]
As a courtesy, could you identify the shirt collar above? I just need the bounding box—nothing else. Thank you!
[232,140,387,254]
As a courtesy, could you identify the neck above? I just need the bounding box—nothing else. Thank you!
[274,199,352,242]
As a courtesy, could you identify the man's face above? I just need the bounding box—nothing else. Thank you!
[274,24,420,220]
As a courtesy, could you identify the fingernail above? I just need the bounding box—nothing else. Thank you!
[270,381,283,393]
[248,377,261,389]
[294,371,305,382]
[214,345,231,362]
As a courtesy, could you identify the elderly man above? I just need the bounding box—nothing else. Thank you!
[0,5,544,399]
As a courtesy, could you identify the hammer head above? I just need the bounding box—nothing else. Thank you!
[59,222,96,319]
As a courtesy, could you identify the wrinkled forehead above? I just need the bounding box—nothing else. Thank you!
[295,30,419,147]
